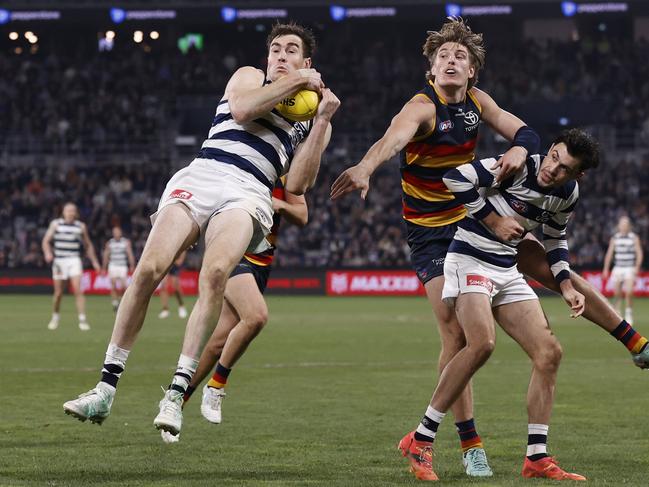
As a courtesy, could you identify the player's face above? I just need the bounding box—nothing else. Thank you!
[537,143,583,188]
[618,217,631,233]
[62,204,77,222]
[112,227,122,239]
[431,42,475,89]
[267,34,311,81]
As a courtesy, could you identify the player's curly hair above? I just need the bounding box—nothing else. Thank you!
[423,18,485,89]
[267,22,316,58]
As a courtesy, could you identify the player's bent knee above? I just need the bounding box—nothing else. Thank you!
[534,341,562,372]
[133,258,168,286]
[199,265,229,295]
[469,339,496,365]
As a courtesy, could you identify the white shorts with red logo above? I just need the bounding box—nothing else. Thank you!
[151,158,273,254]
[442,252,538,308]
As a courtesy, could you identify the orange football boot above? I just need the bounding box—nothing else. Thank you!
[397,431,439,481]
[522,456,586,481]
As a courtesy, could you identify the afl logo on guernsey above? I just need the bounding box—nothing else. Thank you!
[510,199,528,214]
[439,120,454,132]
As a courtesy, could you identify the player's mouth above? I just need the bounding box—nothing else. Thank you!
[444,68,457,75]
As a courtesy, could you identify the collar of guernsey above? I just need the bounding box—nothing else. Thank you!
[243,175,287,267]
[400,80,483,227]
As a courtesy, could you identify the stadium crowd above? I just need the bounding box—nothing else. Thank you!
[1,23,648,270]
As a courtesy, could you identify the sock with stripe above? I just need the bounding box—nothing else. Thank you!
[207,362,231,389]
[169,354,198,395]
[414,406,446,442]
[100,343,130,392]
[527,423,549,461]
[456,418,484,452]
[182,384,197,404]
[610,320,648,354]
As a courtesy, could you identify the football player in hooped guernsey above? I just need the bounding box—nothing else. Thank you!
[331,18,649,480]
[63,22,340,438]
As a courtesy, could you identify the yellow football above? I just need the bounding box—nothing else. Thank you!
[275,90,320,122]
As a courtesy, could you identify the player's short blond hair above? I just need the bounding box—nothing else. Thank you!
[423,18,485,89]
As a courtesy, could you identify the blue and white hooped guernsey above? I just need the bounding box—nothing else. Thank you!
[443,154,579,284]
[197,90,313,191]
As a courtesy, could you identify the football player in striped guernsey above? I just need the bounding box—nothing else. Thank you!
[102,226,135,312]
[332,18,649,480]
[603,216,644,323]
[42,202,101,331]
[63,22,339,437]
[161,177,307,443]
[406,128,601,481]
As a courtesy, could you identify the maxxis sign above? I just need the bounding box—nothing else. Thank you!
[326,270,425,296]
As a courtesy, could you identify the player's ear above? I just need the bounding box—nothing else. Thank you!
[303,57,312,68]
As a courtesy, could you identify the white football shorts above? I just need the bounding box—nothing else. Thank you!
[108,263,129,280]
[442,252,538,308]
[152,158,273,254]
[611,266,636,286]
[52,257,83,281]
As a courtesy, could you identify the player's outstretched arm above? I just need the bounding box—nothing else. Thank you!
[41,221,56,264]
[225,67,324,124]
[330,100,436,200]
[273,191,308,227]
[101,243,110,273]
[285,88,340,195]
[473,88,540,182]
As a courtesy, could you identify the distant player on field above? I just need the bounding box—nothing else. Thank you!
[102,226,135,312]
[161,177,307,443]
[331,18,649,478]
[63,22,340,439]
[398,129,597,481]
[603,215,643,323]
[42,202,101,331]
[158,250,188,319]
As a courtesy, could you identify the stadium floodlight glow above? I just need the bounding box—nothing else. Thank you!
[106,30,115,40]
[9,31,18,40]
[133,30,143,43]
[110,7,126,24]
[446,3,462,17]
[150,31,159,40]
[561,1,577,17]
[0,9,10,25]
[559,117,570,126]
[330,5,346,21]
[221,7,237,23]
[24,31,33,38]
[28,35,37,44]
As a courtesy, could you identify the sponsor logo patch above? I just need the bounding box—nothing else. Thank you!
[510,199,528,214]
[169,189,193,200]
[466,274,493,292]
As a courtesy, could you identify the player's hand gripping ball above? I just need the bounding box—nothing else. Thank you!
[275,90,320,122]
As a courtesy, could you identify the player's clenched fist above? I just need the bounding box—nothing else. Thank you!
[316,88,340,122]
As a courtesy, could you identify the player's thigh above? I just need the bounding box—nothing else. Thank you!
[141,203,199,266]
[493,299,557,357]
[424,275,462,338]
[69,274,82,294]
[516,235,559,292]
[170,275,180,291]
[202,209,255,274]
[623,275,635,294]
[454,292,496,344]
[225,273,268,323]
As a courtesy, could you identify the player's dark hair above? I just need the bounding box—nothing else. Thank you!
[553,129,600,171]
[423,18,485,89]
[267,22,316,58]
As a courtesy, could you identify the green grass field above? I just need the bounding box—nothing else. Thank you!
[1,294,648,486]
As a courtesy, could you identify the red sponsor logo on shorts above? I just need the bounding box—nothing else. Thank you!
[169,189,193,200]
[466,274,493,292]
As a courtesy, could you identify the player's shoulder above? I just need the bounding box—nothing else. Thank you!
[231,66,265,81]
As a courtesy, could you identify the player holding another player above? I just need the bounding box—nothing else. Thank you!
[161,177,307,443]
[63,22,340,439]
[331,18,649,478]
[102,226,135,312]
[158,250,188,319]
[603,216,643,323]
[42,202,101,331]
[398,129,597,481]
